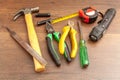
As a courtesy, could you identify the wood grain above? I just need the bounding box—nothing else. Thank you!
[0,0,120,80]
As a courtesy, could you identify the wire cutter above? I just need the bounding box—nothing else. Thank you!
[45,22,71,66]
[59,21,78,58]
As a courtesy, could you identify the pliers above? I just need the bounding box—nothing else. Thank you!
[45,22,71,67]
[59,21,78,58]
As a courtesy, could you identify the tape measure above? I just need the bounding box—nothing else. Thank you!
[51,12,79,24]
[79,7,98,24]
[37,7,99,26]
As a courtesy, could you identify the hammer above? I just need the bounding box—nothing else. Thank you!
[13,7,45,72]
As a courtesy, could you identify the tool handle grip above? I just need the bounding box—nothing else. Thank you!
[37,18,51,26]
[46,34,61,67]
[79,40,89,68]
[59,26,70,55]
[53,32,71,62]
[64,41,71,62]
[69,28,78,58]
[25,13,45,72]
[99,8,116,29]
[35,13,51,17]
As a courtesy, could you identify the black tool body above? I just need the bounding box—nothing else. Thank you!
[89,8,116,41]
[35,13,51,17]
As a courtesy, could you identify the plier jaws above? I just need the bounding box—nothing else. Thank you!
[45,22,55,33]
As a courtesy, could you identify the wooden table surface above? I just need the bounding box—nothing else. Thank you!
[0,0,120,80]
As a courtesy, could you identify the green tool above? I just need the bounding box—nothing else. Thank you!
[77,21,89,68]
[45,22,71,67]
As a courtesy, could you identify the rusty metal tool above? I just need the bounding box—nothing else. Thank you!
[13,7,45,72]
[4,26,47,66]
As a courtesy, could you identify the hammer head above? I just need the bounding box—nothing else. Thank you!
[13,7,39,21]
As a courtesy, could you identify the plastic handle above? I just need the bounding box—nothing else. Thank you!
[59,26,70,55]
[79,40,89,68]
[25,13,45,72]
[64,41,71,62]
[46,34,61,67]
[53,32,71,62]
[69,28,78,58]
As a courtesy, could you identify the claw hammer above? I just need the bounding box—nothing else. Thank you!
[13,7,45,72]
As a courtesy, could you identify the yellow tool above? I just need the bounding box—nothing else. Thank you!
[52,12,78,24]
[37,6,98,26]
[13,7,45,72]
[59,21,78,58]
[37,12,79,26]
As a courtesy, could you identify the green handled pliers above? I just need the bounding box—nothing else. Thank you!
[45,22,71,67]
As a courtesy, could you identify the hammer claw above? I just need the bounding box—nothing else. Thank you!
[13,7,39,21]
[13,10,24,21]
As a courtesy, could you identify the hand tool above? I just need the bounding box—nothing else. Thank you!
[59,21,78,58]
[89,8,116,41]
[13,7,45,72]
[37,7,98,26]
[79,6,98,24]
[77,21,89,68]
[45,22,71,66]
[4,26,47,66]
[35,13,51,17]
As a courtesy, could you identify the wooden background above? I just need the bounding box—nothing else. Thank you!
[0,0,120,80]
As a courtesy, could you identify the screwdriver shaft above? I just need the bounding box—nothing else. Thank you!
[77,21,89,68]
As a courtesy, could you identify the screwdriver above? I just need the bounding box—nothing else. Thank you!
[77,21,89,68]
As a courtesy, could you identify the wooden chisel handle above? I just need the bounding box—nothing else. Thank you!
[25,13,45,72]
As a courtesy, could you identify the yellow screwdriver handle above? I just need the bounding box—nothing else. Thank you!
[59,26,70,55]
[25,13,45,72]
[69,28,77,58]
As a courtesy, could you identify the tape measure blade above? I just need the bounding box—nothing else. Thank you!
[51,12,79,24]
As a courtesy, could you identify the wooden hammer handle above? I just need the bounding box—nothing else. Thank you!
[25,13,45,72]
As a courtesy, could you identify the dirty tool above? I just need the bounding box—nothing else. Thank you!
[4,26,47,66]
[13,7,45,72]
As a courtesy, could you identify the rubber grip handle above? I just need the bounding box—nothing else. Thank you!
[53,32,71,62]
[25,13,45,72]
[69,28,77,58]
[79,40,89,68]
[46,34,61,67]
[64,41,71,62]
[59,26,70,55]
[35,13,51,17]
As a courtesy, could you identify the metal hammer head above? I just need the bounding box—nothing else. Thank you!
[13,7,39,21]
